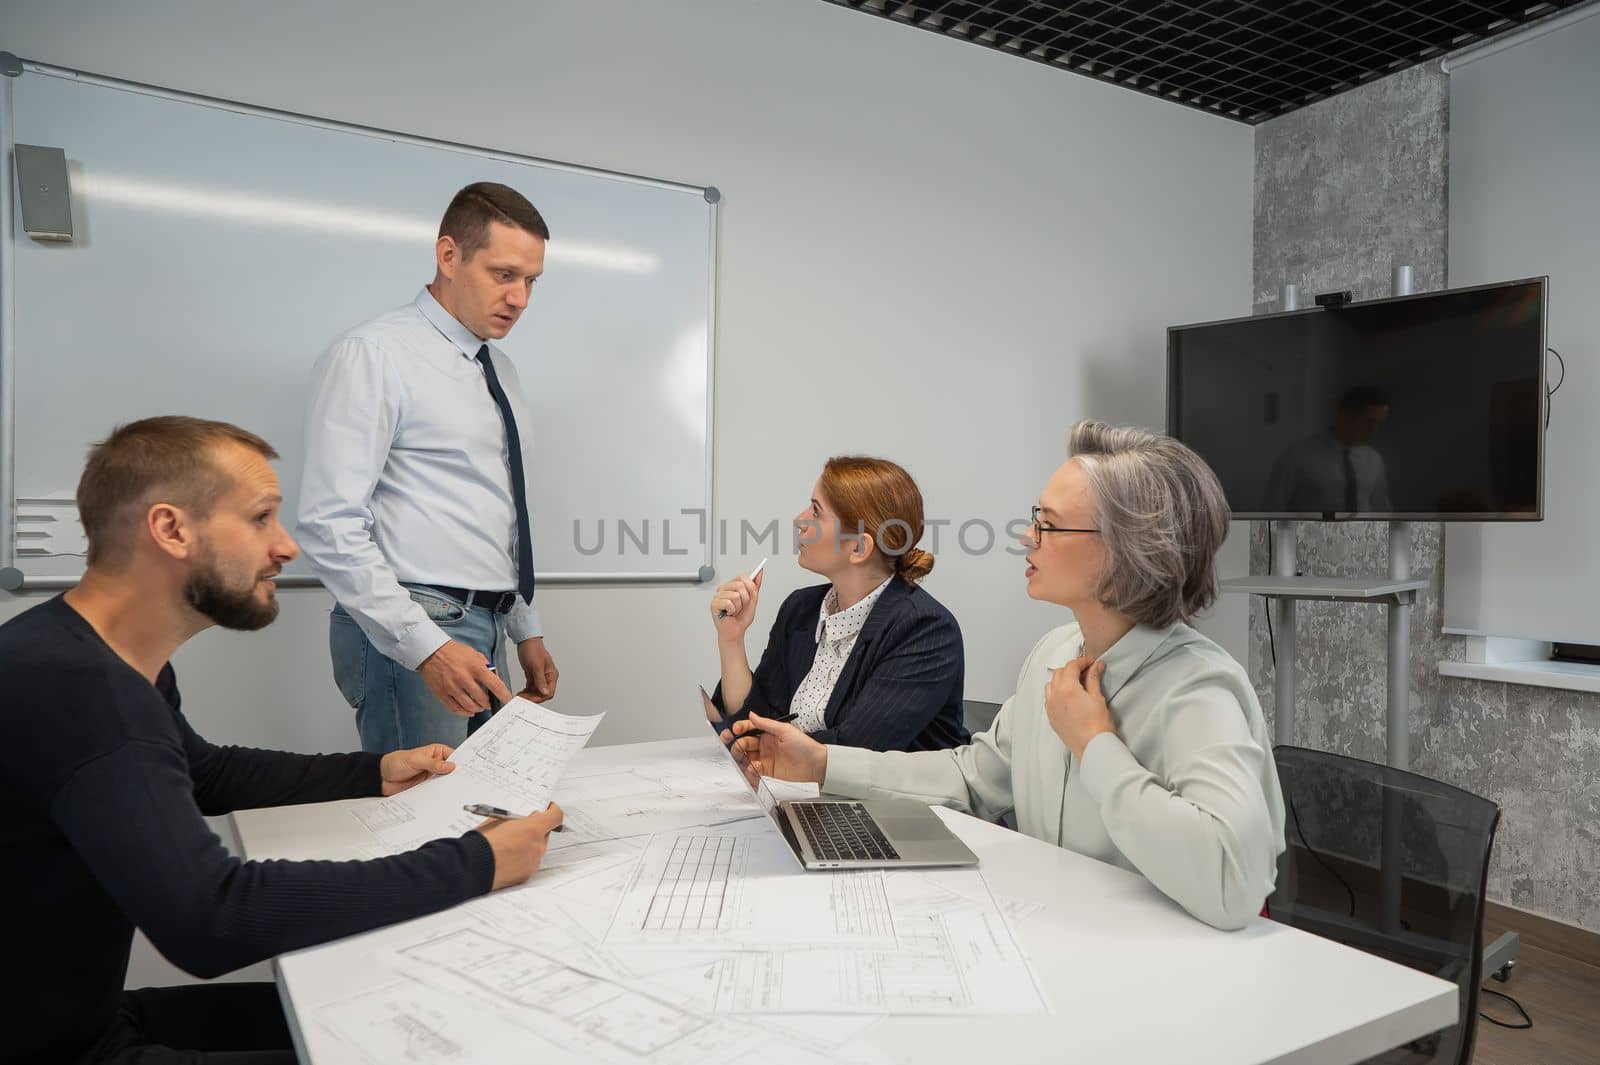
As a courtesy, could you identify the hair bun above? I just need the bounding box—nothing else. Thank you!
[897,547,934,583]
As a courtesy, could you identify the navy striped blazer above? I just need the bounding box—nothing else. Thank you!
[712,577,969,752]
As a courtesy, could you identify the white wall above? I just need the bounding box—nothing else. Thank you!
[1443,9,1600,645]
[2,0,1252,749]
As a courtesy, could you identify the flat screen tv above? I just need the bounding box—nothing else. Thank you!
[1167,277,1545,521]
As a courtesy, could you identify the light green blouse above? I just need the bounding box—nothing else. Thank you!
[823,620,1286,930]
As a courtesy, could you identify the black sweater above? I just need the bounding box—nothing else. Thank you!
[0,596,495,1065]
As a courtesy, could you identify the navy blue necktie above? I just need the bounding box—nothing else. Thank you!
[475,345,535,604]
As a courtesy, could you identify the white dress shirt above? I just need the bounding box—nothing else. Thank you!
[824,620,1286,930]
[297,288,541,670]
[790,576,895,734]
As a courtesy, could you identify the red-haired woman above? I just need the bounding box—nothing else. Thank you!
[708,456,969,752]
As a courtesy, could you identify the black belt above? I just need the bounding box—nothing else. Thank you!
[424,585,519,615]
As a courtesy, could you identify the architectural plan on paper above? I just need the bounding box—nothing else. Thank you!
[349,698,603,855]
[604,828,897,951]
[295,738,1045,1064]
[703,909,1044,1015]
[672,868,1050,1016]
[314,975,572,1065]
[454,838,650,982]
[547,743,774,850]
[349,922,865,1065]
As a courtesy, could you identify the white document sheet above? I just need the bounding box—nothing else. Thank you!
[604,827,898,952]
[351,921,880,1065]
[701,910,1043,1015]
[314,975,576,1065]
[349,698,603,855]
[460,838,649,981]
[674,869,1051,1016]
[547,743,775,850]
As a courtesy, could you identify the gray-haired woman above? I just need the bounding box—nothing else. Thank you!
[725,420,1286,931]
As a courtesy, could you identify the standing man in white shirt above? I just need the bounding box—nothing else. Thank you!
[298,182,559,752]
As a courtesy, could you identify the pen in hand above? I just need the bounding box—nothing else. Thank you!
[464,802,565,830]
[716,557,769,620]
[483,661,505,711]
[720,710,798,746]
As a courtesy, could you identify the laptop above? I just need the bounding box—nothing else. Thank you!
[701,687,979,871]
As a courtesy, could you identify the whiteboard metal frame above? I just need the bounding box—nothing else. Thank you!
[0,56,720,591]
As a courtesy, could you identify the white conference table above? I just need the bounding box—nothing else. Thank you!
[233,737,1456,1065]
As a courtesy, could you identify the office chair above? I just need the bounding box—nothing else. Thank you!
[961,699,1002,735]
[1268,745,1501,1065]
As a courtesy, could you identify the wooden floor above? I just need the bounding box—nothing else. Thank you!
[1472,916,1600,1065]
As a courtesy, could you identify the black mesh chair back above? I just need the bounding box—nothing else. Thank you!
[1269,745,1500,1065]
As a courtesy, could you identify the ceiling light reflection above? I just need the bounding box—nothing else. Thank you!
[78,173,659,274]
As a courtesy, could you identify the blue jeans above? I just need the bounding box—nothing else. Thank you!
[330,585,510,754]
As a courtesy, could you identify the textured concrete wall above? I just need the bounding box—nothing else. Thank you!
[1250,63,1600,933]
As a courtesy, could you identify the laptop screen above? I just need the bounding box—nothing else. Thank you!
[700,687,780,819]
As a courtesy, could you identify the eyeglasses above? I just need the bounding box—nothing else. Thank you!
[1031,505,1099,541]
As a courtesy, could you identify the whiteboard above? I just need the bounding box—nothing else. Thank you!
[1,60,717,587]
[1442,15,1600,645]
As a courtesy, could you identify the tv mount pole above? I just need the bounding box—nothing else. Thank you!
[1387,264,1414,771]
[1381,266,1414,940]
[1272,283,1300,750]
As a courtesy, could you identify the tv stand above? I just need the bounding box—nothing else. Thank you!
[1223,519,1517,982]
[1224,521,1425,760]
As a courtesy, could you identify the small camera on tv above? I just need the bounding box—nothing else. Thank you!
[1315,290,1353,308]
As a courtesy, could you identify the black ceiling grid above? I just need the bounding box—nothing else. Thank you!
[823,1,1589,124]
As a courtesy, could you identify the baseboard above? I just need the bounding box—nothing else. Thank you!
[1485,900,1600,971]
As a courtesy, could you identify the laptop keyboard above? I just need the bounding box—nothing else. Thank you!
[793,802,901,862]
